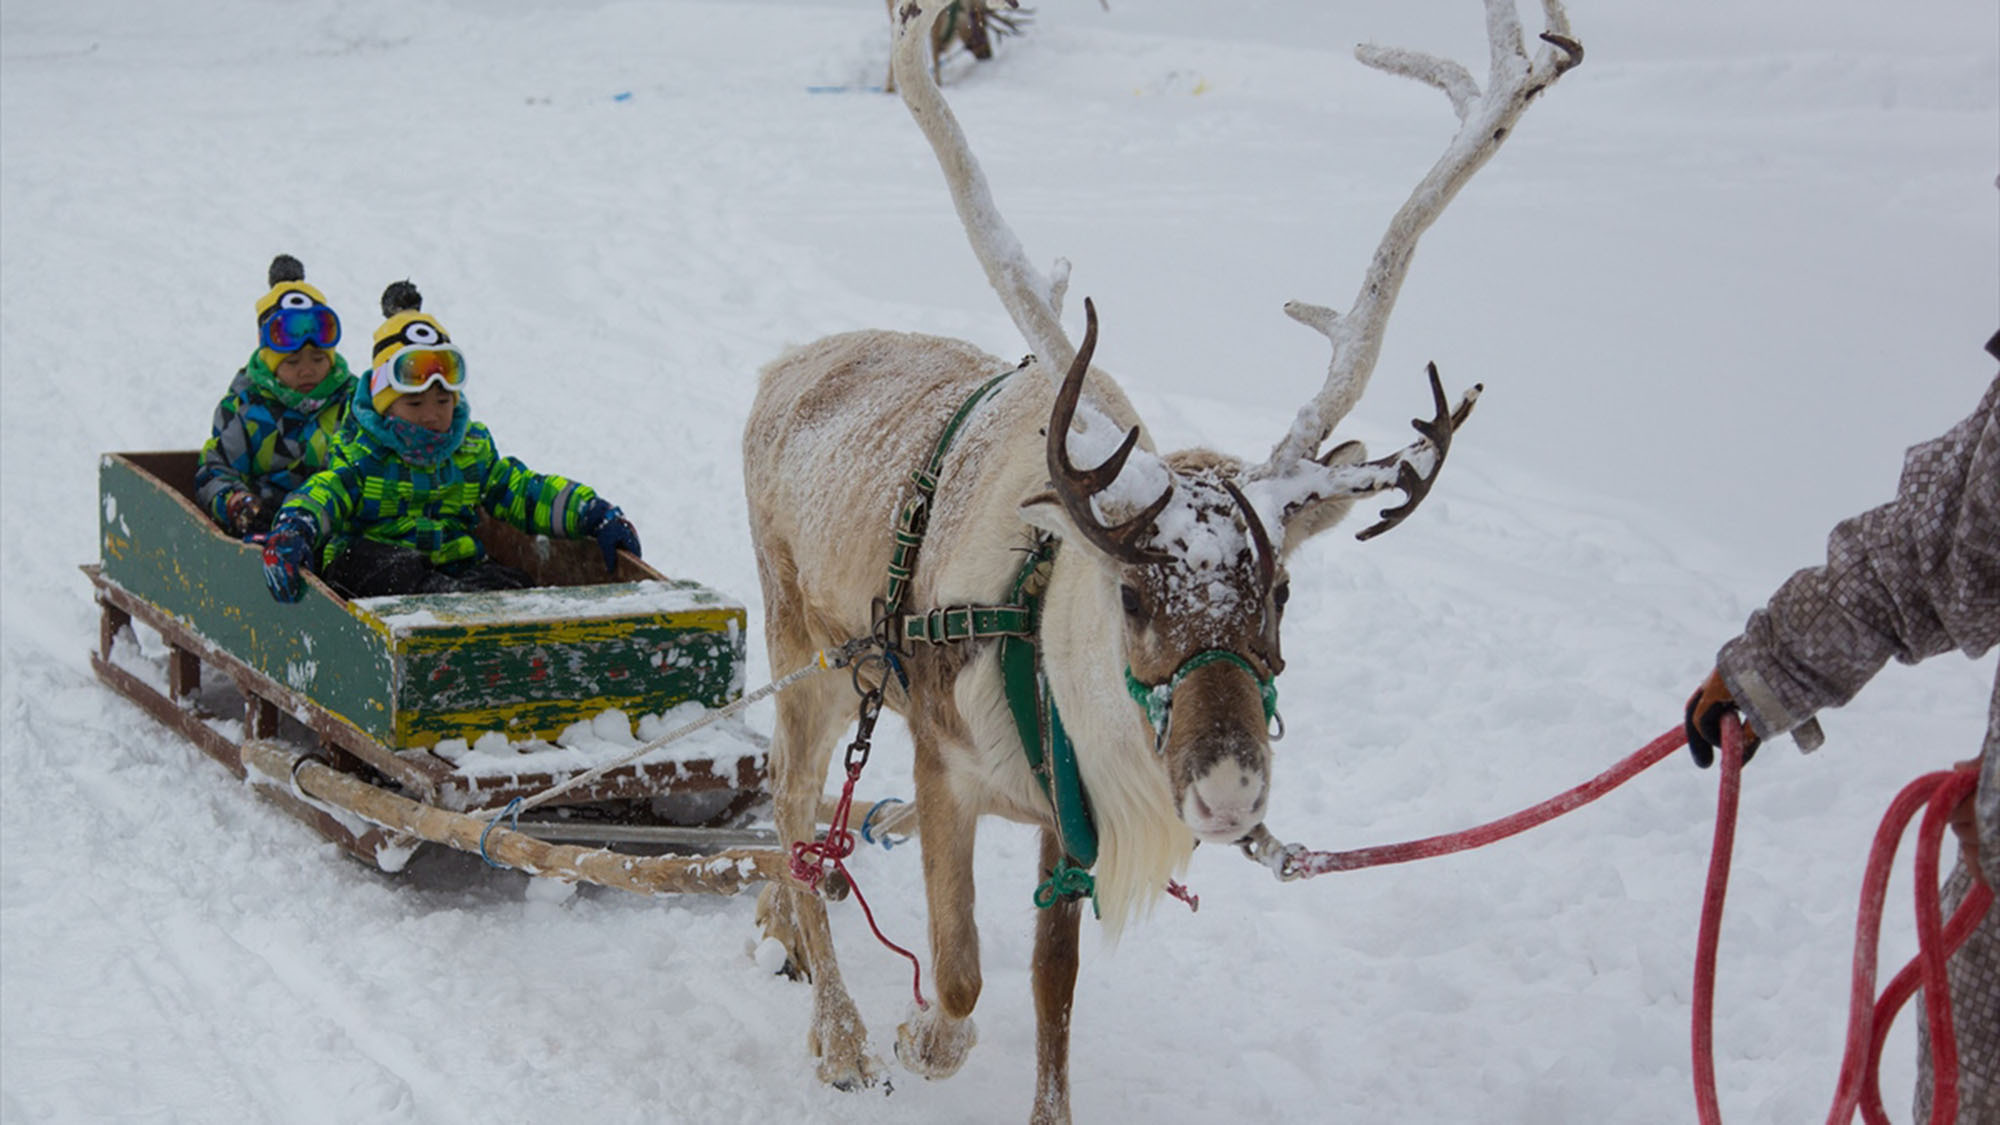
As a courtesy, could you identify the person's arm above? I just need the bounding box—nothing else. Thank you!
[471,427,595,538]
[259,462,358,603]
[1717,376,2000,745]
[1978,739,1997,889]
[474,435,637,572]
[282,461,356,547]
[195,395,261,530]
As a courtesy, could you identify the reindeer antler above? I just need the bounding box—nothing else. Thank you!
[1255,1,1581,480]
[1349,364,1480,541]
[1048,299,1174,564]
[1244,361,1482,545]
[892,0,1075,373]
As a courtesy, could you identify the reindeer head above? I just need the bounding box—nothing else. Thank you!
[1020,299,1479,845]
[1017,303,1276,843]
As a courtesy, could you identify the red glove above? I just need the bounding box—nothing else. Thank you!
[1684,668,1761,768]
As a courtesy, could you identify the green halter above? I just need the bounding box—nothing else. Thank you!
[1125,650,1280,737]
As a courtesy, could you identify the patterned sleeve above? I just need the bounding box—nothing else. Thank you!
[194,394,254,522]
[1982,704,1998,889]
[1717,375,2000,745]
[281,461,359,546]
[476,434,596,539]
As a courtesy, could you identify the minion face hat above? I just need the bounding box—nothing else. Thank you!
[369,280,467,415]
[254,254,341,371]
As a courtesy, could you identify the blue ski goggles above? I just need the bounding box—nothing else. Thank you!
[259,304,342,353]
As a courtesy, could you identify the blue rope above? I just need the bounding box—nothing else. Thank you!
[479,798,524,868]
[859,797,908,850]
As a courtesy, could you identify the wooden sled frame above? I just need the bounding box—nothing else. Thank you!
[88,449,779,882]
[87,450,921,895]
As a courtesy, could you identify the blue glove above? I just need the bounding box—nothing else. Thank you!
[259,512,317,603]
[579,498,641,574]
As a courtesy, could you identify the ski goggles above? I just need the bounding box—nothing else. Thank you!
[370,346,468,399]
[259,304,342,353]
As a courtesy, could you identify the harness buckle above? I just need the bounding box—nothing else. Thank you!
[870,596,908,657]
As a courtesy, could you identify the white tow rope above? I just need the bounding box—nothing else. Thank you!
[504,641,866,817]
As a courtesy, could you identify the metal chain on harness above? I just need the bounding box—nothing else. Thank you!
[785,647,930,1010]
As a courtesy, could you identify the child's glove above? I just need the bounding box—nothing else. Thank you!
[578,498,641,574]
[224,491,267,537]
[259,512,317,603]
[1683,667,1760,768]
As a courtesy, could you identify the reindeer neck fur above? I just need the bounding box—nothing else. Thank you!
[1033,545,1192,935]
[907,359,1188,934]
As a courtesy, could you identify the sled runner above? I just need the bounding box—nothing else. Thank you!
[85,450,776,878]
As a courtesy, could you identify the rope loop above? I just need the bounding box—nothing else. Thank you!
[479,797,524,869]
[1034,859,1098,912]
[860,797,909,850]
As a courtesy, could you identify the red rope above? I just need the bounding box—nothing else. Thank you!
[1679,718,1990,1125]
[1692,717,1746,1125]
[1857,870,1991,1123]
[789,762,930,1010]
[1264,715,1987,1124]
[1280,728,1683,876]
[1823,766,1985,1125]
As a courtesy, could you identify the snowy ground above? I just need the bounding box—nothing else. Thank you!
[3,1,1996,1122]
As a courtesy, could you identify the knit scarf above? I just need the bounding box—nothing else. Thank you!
[348,381,471,468]
[246,351,356,413]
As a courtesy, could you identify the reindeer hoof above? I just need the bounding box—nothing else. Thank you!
[895,1006,978,1079]
[754,883,809,981]
[809,1025,883,1091]
[809,988,881,1091]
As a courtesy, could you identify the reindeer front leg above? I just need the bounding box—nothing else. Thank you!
[896,737,983,1078]
[765,667,883,1090]
[1029,828,1083,1125]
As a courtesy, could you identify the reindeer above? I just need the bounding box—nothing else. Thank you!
[880,0,1026,93]
[742,2,1581,1120]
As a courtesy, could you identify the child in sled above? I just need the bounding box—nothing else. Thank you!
[257,281,641,601]
[195,255,356,537]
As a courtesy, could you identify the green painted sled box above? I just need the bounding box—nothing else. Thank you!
[97,451,746,750]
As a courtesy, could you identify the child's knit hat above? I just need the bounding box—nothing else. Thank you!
[369,281,460,414]
[254,254,339,371]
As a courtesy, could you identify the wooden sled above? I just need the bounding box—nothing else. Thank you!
[86,450,796,889]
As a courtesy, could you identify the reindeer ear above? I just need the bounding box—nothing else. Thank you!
[1273,442,1368,557]
[1019,491,1079,540]
[1279,498,1357,557]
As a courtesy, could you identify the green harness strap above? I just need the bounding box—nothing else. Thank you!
[883,365,1020,620]
[902,603,1034,645]
[879,368,1101,910]
[997,539,1100,882]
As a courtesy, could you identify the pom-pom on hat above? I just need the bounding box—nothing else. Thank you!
[254,254,340,370]
[369,280,463,414]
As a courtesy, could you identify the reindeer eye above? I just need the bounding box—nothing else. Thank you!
[1272,581,1290,610]
[1119,584,1143,617]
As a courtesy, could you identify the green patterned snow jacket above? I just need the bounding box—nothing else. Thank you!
[195,352,356,526]
[281,418,599,571]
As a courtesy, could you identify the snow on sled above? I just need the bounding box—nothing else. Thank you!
[85,450,787,891]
